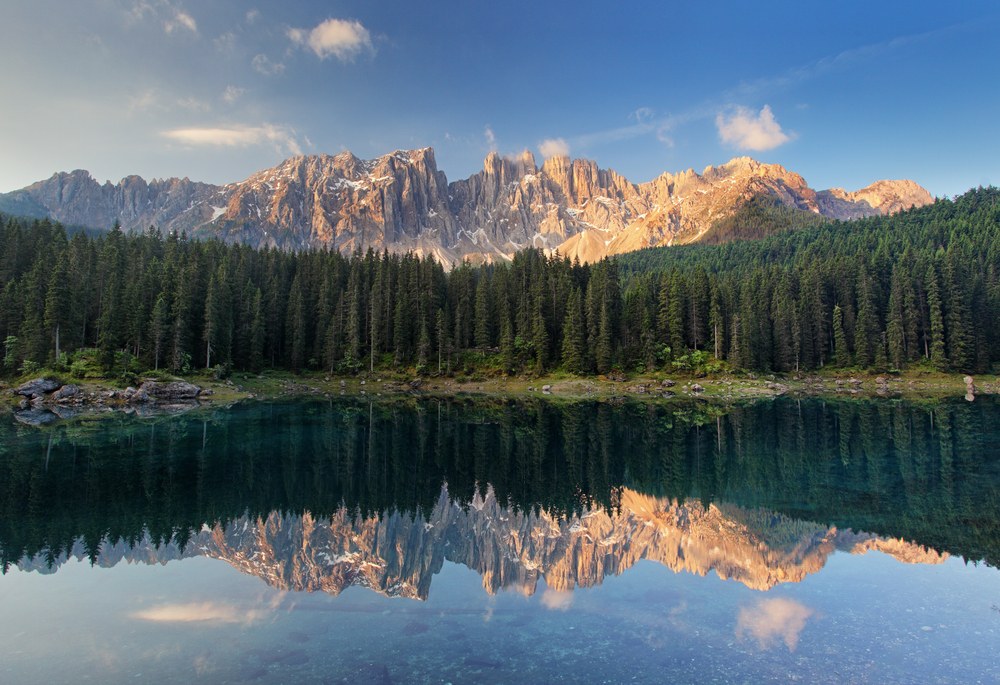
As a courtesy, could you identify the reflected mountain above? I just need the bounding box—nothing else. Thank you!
[3,396,998,594]
[16,484,946,597]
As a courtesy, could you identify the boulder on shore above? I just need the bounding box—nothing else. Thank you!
[15,378,61,397]
[51,384,79,402]
[137,381,201,401]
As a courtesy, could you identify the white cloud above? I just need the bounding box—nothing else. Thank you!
[245,9,260,24]
[252,54,285,76]
[736,598,813,651]
[162,124,302,156]
[177,96,210,112]
[164,10,197,34]
[127,89,160,113]
[540,589,574,611]
[131,602,266,625]
[630,106,654,123]
[222,86,245,104]
[538,137,570,159]
[288,18,373,62]
[214,31,237,54]
[484,125,497,152]
[716,105,793,151]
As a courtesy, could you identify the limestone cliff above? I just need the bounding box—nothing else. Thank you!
[16,486,947,598]
[0,150,933,264]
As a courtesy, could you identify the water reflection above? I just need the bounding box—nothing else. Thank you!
[2,396,998,593]
[15,484,948,597]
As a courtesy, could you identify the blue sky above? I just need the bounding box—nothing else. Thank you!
[1,1,998,197]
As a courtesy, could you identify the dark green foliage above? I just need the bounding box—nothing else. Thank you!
[698,194,827,245]
[619,187,1000,373]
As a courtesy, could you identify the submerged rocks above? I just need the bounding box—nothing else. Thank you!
[13,408,59,426]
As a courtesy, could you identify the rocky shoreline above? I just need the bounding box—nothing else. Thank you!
[10,377,212,426]
[6,370,996,427]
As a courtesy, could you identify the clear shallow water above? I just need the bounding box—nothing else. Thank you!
[1,397,998,684]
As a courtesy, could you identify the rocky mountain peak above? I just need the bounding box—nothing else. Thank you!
[0,148,934,265]
[17,486,948,599]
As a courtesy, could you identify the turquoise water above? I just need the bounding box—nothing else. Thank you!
[1,397,998,683]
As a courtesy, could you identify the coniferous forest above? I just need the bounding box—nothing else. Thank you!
[1,187,998,379]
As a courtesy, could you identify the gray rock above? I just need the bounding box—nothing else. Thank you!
[661,379,676,387]
[51,384,80,401]
[15,378,61,397]
[14,409,58,426]
[542,384,552,393]
[138,381,201,401]
[690,383,705,393]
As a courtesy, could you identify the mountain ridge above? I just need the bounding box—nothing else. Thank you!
[15,486,946,599]
[0,149,933,264]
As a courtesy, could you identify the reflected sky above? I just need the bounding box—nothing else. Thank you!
[2,548,997,684]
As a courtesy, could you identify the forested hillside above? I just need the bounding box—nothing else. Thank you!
[1,187,998,379]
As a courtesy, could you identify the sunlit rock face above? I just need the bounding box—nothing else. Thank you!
[0,151,932,265]
[16,486,946,599]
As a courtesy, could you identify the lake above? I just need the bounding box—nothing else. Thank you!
[1,396,998,684]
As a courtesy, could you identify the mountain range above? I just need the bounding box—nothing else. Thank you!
[0,149,933,264]
[17,486,945,599]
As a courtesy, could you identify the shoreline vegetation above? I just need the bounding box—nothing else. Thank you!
[4,366,996,424]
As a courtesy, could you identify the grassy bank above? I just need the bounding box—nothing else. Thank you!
[3,365,995,413]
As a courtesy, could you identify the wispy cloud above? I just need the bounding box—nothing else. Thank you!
[127,89,210,114]
[538,137,570,159]
[162,123,302,155]
[222,85,245,104]
[569,105,714,151]
[127,1,197,36]
[540,589,574,611]
[288,18,373,62]
[164,10,197,35]
[727,24,968,101]
[736,598,814,651]
[484,125,497,152]
[716,105,793,151]
[245,9,260,24]
[214,31,236,54]
[630,107,654,124]
[131,602,267,625]
[252,54,285,76]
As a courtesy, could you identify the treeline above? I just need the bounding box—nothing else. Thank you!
[1,186,999,377]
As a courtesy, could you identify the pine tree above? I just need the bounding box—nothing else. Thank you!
[532,309,548,375]
[43,252,72,362]
[248,288,265,373]
[854,268,879,368]
[926,263,947,368]
[150,293,169,371]
[561,287,586,373]
[833,304,851,367]
[886,267,906,369]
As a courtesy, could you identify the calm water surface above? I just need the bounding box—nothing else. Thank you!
[1,397,998,683]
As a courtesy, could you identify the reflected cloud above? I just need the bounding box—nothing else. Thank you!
[736,597,814,651]
[131,601,268,625]
[540,589,574,611]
